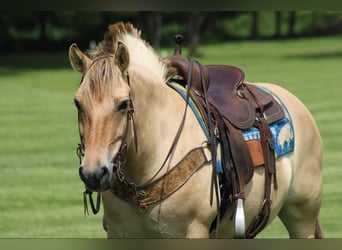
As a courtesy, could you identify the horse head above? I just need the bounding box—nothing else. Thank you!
[69,41,132,192]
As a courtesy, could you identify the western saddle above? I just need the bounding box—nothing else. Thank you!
[163,35,285,238]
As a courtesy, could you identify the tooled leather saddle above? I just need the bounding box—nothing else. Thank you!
[163,35,285,238]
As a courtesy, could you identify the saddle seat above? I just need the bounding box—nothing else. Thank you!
[205,65,284,129]
[164,55,284,130]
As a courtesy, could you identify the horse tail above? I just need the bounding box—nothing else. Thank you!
[315,218,324,239]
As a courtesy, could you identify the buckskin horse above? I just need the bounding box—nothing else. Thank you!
[69,22,323,238]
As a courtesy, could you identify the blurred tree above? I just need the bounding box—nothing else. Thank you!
[187,12,208,57]
[1,11,342,53]
[287,11,297,37]
[250,12,259,39]
[4,12,37,50]
[35,12,52,49]
[274,11,282,38]
[136,12,163,48]
[311,11,318,35]
[309,11,342,35]
[0,12,11,51]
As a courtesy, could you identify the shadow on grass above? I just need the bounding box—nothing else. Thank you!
[283,51,342,60]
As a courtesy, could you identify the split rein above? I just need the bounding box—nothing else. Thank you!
[76,143,101,215]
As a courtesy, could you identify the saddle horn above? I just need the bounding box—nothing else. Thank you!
[173,34,184,55]
[163,34,209,91]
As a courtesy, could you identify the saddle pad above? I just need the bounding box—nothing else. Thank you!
[242,86,295,157]
[242,117,294,157]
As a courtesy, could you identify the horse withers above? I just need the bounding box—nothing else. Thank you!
[69,22,323,238]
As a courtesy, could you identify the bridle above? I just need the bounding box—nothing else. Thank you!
[76,54,138,215]
[77,99,137,215]
[76,96,137,215]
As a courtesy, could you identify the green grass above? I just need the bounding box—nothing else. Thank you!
[1,35,341,238]
[0,66,105,238]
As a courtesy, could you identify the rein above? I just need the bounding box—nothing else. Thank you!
[76,143,101,215]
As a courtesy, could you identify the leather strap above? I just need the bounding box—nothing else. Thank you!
[83,190,101,215]
[247,140,265,167]
[245,116,276,238]
[110,147,210,210]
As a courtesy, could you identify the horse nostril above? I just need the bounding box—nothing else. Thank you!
[79,166,86,181]
[78,166,111,191]
[99,166,109,179]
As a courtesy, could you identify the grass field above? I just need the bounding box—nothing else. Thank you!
[0,35,341,238]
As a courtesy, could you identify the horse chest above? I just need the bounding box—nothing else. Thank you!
[102,192,186,238]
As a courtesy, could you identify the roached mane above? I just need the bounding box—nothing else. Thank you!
[91,22,167,82]
[94,22,141,55]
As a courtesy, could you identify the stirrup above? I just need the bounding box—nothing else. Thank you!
[234,198,246,238]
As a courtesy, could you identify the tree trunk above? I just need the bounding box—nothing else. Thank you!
[311,11,318,35]
[287,11,296,37]
[187,12,207,57]
[0,12,10,50]
[250,12,259,39]
[136,12,162,48]
[274,11,282,38]
[37,12,48,49]
[148,12,162,48]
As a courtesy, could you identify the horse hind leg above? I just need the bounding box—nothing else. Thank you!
[277,154,323,238]
[314,218,324,239]
[278,201,323,238]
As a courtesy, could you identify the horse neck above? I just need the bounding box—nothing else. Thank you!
[124,65,206,183]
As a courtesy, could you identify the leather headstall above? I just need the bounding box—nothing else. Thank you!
[77,59,138,215]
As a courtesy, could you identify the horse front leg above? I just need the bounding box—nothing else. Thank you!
[186,219,211,238]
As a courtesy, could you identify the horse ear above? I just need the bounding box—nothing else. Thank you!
[115,41,130,72]
[69,43,91,74]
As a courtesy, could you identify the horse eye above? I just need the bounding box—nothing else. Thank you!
[117,100,129,113]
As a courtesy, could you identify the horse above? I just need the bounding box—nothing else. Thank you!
[69,22,323,238]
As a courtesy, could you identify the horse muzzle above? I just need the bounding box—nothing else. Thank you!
[79,166,112,192]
